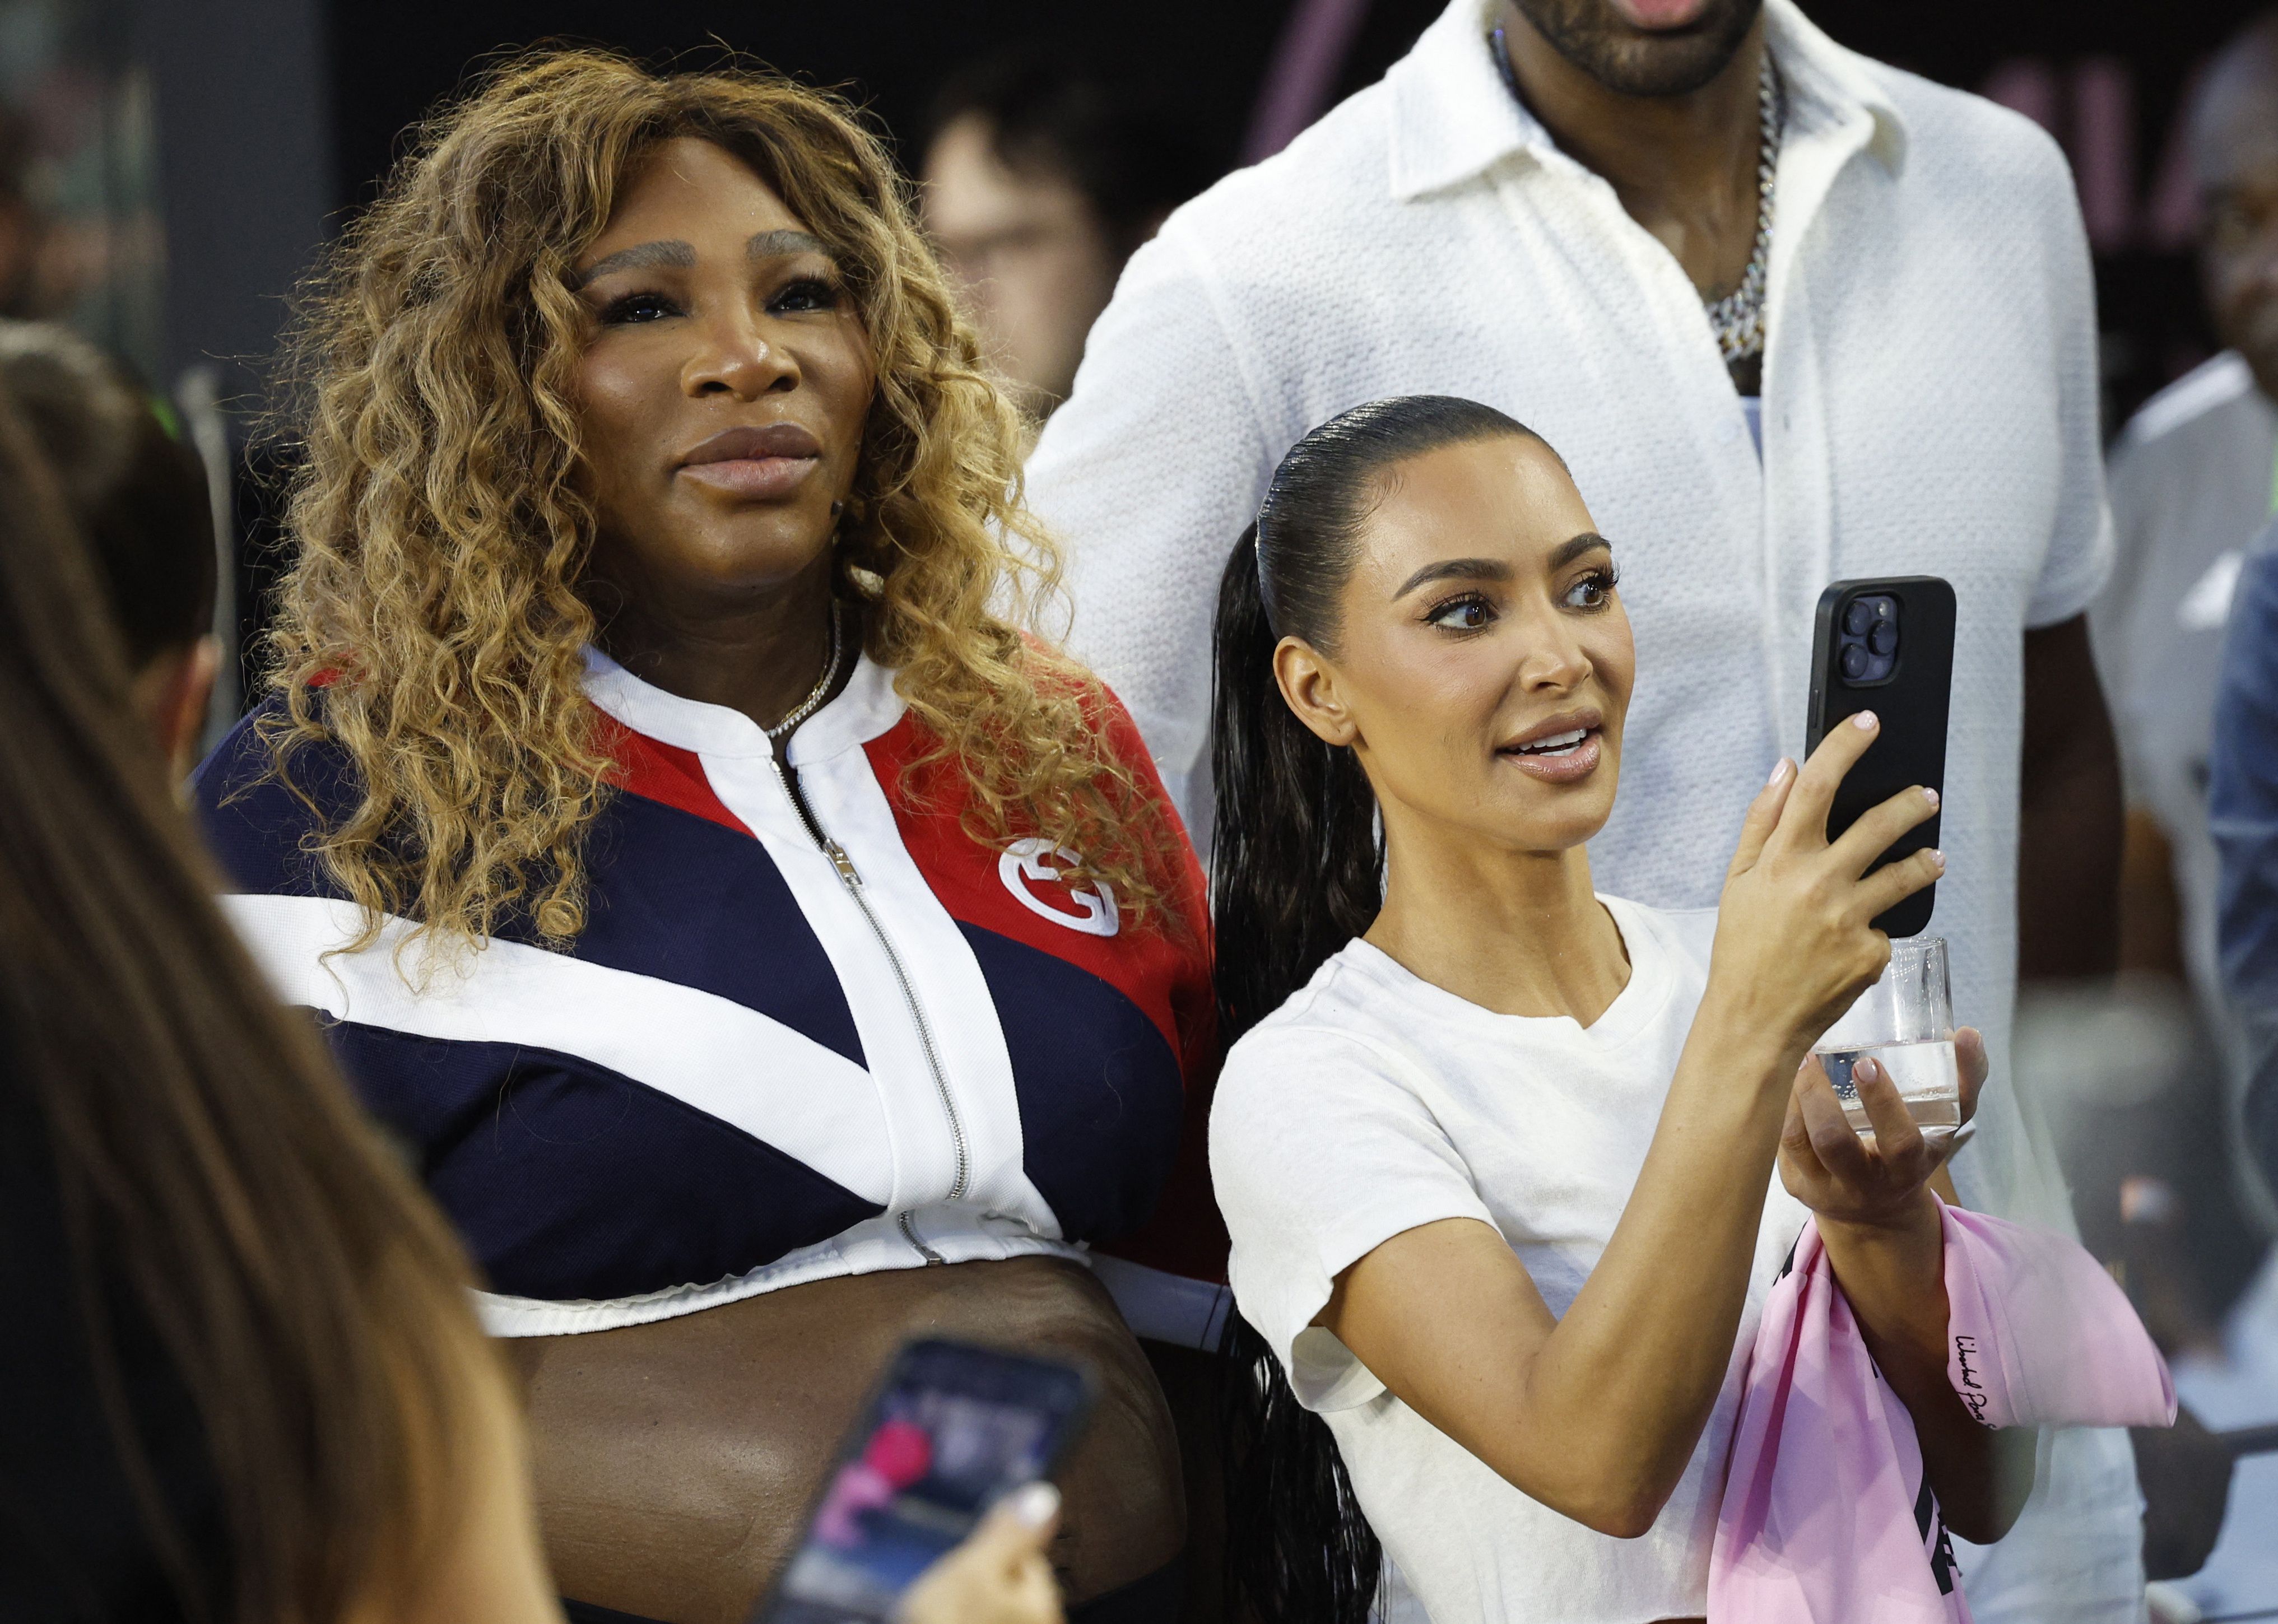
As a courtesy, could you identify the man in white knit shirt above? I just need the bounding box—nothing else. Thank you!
[1027,0,2145,1614]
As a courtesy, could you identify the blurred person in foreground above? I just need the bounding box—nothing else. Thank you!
[2086,6,2278,1326]
[0,344,561,1621]
[920,50,1208,421]
[0,319,1078,1624]
[195,50,1220,1624]
[1027,0,2140,1614]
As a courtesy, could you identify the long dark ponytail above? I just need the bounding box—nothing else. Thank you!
[1212,395,1540,1624]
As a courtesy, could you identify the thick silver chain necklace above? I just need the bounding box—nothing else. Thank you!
[1488,34,1783,366]
[766,601,845,742]
[1703,50,1783,366]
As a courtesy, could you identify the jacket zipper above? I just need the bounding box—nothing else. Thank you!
[773,756,969,1264]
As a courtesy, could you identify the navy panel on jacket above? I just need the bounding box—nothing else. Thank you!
[957,923,1183,1245]
[193,705,361,901]
[193,704,865,1068]
[327,1020,884,1302]
[579,789,863,1066]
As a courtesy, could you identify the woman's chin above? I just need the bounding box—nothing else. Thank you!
[1489,773,1618,853]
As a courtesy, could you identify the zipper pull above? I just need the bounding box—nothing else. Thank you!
[824,839,862,887]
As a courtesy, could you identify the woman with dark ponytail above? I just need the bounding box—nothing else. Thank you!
[1208,397,2029,1624]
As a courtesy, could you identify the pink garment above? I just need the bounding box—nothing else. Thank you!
[1709,1203,2175,1622]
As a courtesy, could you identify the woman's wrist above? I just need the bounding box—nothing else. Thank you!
[1815,1188,1948,1356]
[1687,990,1814,1092]
[1815,1183,1944,1250]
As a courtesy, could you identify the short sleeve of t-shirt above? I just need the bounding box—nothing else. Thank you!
[1210,1023,1495,1412]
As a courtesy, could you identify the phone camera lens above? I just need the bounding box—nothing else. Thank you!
[1868,621,1898,656]
[1840,644,1871,680]
[1843,599,1875,636]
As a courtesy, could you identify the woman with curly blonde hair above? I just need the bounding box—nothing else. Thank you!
[194,49,1223,1624]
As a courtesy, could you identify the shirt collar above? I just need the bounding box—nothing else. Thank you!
[1386,0,1908,203]
[581,641,906,764]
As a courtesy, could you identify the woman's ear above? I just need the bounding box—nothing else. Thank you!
[1273,636,1359,748]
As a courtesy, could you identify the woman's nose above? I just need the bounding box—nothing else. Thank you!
[683,310,797,399]
[1518,621,1593,691]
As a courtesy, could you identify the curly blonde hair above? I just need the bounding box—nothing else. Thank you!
[262,49,1186,955]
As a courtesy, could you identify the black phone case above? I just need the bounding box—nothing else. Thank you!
[1804,576,1955,938]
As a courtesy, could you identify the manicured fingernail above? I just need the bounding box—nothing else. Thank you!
[1921,787,1938,809]
[1851,710,1878,730]
[1927,848,1946,869]
[1767,757,1792,787]
[1008,1481,1060,1529]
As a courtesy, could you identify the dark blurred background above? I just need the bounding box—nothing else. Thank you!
[125,0,2260,434]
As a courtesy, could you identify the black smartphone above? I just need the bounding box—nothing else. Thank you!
[751,1339,1096,1624]
[1804,576,1955,938]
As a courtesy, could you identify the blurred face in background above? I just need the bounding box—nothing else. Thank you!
[1503,0,1763,96]
[2197,34,2278,402]
[922,113,1122,418]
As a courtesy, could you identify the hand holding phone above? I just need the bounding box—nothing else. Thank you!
[899,1483,1064,1624]
[1805,576,1956,937]
[754,1339,1095,1624]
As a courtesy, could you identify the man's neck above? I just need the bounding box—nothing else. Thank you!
[1497,6,1768,307]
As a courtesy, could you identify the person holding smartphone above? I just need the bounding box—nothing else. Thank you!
[1032,1,2138,1609]
[1207,397,2035,1624]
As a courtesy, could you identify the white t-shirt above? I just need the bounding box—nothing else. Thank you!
[1211,896,1810,1624]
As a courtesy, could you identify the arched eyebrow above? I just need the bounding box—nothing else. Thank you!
[1392,533,1610,600]
[1394,557,1509,599]
[571,229,836,291]
[747,229,834,263]
[1549,532,1613,570]
[570,239,695,289]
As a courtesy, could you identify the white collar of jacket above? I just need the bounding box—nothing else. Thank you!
[1384,0,1909,203]
[581,643,908,767]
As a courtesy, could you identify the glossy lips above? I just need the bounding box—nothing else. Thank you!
[676,422,822,500]
[1499,710,1605,785]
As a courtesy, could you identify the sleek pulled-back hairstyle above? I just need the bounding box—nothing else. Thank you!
[1214,393,1538,1044]
[1210,394,1545,1624]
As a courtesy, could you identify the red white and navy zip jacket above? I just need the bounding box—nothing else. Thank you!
[192,649,1229,1343]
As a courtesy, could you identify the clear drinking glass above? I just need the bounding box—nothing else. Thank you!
[1809,937,1960,1146]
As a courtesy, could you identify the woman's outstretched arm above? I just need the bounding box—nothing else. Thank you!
[1781,1036,2036,1544]
[1318,716,1947,1536]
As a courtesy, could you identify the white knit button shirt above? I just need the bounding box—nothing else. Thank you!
[1029,0,2141,1615]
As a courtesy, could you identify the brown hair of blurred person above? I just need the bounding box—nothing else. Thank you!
[262,49,1182,962]
[0,320,221,775]
[0,376,556,1618]
[2195,9,2278,403]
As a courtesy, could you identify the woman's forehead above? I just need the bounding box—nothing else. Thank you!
[1358,436,1598,575]
[592,137,807,252]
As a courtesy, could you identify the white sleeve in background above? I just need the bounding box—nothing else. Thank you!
[2022,128,2117,631]
[1026,231,1279,825]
